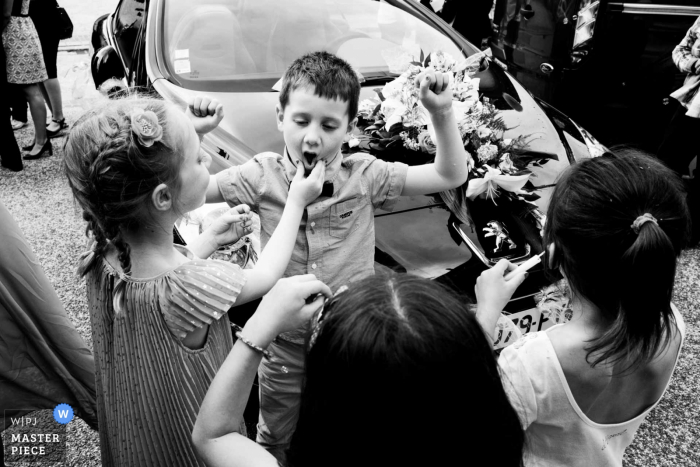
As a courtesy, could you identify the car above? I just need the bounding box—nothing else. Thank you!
[91,0,606,345]
[489,0,700,151]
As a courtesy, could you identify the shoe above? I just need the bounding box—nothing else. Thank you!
[22,141,34,151]
[46,118,68,138]
[11,119,27,131]
[23,141,53,160]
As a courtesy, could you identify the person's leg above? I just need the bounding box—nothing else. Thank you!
[39,81,54,116]
[1,37,22,170]
[23,84,48,154]
[43,79,65,132]
[256,339,305,466]
[10,86,28,124]
[658,104,700,245]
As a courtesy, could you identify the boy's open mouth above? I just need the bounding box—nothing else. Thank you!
[303,151,317,165]
[302,151,318,174]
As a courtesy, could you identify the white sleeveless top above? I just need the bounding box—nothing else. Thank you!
[498,305,685,467]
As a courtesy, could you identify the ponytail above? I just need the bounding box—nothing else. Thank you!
[545,149,690,369]
[586,217,676,368]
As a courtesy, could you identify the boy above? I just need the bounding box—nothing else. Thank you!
[206,51,468,463]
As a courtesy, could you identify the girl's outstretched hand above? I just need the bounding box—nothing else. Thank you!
[475,259,527,321]
[244,275,332,347]
[287,160,325,208]
[415,70,453,116]
[187,97,224,135]
[205,204,253,247]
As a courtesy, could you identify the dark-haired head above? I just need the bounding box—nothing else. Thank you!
[288,272,524,467]
[279,51,361,120]
[544,149,690,368]
[63,96,183,276]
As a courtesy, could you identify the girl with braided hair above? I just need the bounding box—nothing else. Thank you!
[63,95,326,467]
[475,150,690,466]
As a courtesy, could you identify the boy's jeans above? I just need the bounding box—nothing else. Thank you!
[257,338,305,466]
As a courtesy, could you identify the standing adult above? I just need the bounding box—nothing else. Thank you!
[438,0,494,49]
[2,0,51,160]
[14,0,67,146]
[658,14,700,245]
[1,0,22,171]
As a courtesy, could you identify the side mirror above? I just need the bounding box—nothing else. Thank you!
[91,45,125,91]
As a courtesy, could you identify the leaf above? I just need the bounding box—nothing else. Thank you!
[376,91,385,102]
[410,61,422,67]
[419,49,425,63]
[424,52,431,68]
[388,122,405,133]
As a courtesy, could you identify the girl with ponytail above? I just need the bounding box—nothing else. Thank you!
[63,95,325,466]
[474,149,690,466]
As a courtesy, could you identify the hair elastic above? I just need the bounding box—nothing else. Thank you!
[631,213,658,234]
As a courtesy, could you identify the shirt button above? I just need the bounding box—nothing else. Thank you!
[311,222,316,227]
[311,263,317,270]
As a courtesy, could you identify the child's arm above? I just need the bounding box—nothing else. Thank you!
[401,71,469,196]
[192,276,331,467]
[474,260,527,340]
[206,175,225,203]
[235,161,326,304]
[185,97,229,204]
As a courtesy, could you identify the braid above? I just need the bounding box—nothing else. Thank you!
[63,95,183,279]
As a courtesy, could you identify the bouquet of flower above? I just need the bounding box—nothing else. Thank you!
[351,50,549,251]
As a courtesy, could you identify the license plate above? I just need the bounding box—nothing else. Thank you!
[493,307,553,350]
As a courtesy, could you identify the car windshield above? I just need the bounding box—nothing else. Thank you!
[163,0,466,91]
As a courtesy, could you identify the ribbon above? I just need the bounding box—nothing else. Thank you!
[465,166,530,202]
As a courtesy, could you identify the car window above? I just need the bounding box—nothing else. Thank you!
[162,0,466,91]
[113,0,146,70]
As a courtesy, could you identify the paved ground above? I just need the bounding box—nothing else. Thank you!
[1,1,699,465]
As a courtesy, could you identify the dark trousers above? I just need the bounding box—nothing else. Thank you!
[1,34,22,171]
[658,103,700,244]
[10,86,28,123]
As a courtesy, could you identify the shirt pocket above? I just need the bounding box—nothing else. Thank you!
[329,197,360,239]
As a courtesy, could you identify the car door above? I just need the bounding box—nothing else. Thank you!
[112,0,149,87]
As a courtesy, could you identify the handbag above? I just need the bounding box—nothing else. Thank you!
[55,4,73,40]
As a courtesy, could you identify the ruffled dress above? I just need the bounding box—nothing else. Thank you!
[82,245,246,466]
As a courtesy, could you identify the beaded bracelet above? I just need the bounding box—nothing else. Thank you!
[231,323,272,359]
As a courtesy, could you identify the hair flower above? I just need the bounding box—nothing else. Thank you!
[130,108,163,147]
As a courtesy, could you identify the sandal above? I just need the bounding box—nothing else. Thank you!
[46,118,68,138]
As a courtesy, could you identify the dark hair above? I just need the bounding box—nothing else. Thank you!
[544,149,690,368]
[63,96,182,276]
[279,51,361,121]
[288,272,524,467]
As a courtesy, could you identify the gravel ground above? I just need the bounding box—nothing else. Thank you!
[1,109,699,465]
